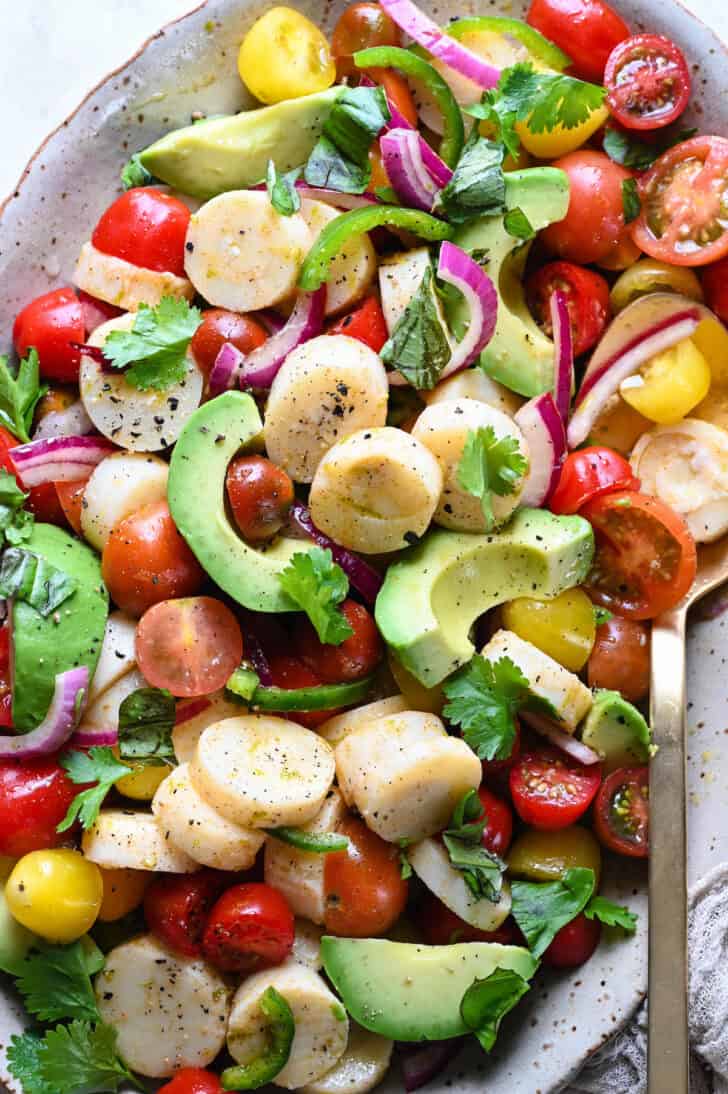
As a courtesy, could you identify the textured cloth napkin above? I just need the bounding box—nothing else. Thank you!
[563,863,728,1093]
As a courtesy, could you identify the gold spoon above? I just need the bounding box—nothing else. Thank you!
[647,537,728,1092]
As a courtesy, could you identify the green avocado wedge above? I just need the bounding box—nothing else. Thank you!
[139,88,342,200]
[580,690,653,772]
[449,168,570,398]
[168,392,314,613]
[375,509,594,688]
[321,937,538,1041]
[11,524,108,732]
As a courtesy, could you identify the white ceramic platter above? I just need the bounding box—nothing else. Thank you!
[0,1,726,1091]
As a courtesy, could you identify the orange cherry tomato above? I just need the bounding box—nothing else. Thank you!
[324,815,408,936]
[331,2,401,78]
[136,596,243,698]
[587,615,651,702]
[55,479,88,536]
[190,309,268,378]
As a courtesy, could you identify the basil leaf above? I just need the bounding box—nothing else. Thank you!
[460,967,531,1052]
[304,86,390,195]
[266,161,301,216]
[511,867,596,957]
[0,547,76,617]
[621,178,641,224]
[380,266,452,389]
[436,138,506,224]
[503,206,535,240]
[117,687,176,766]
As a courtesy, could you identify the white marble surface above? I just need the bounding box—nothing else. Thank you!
[1,0,726,201]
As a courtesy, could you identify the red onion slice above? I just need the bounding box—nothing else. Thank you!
[521,710,602,765]
[209,342,245,397]
[33,400,94,441]
[69,725,118,750]
[514,393,566,507]
[11,435,116,487]
[290,501,383,605]
[242,288,327,390]
[381,129,442,212]
[550,289,573,424]
[401,1039,463,1091]
[77,291,122,336]
[379,0,500,88]
[436,242,498,379]
[256,310,286,335]
[0,667,89,759]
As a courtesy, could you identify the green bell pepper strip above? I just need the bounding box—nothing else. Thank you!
[221,987,294,1090]
[353,46,464,168]
[298,206,453,291]
[445,17,571,71]
[227,668,375,711]
[266,827,350,853]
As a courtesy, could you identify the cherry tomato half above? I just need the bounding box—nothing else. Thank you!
[477,786,513,857]
[226,455,294,544]
[509,747,602,830]
[701,256,728,323]
[329,296,389,354]
[92,189,191,278]
[526,0,630,84]
[144,870,229,957]
[294,600,382,683]
[13,287,85,383]
[418,894,522,946]
[190,308,268,378]
[594,766,649,856]
[587,615,651,702]
[0,757,79,857]
[543,912,602,968]
[331,2,401,78]
[549,446,641,515]
[102,499,205,618]
[324,815,408,936]
[632,136,728,266]
[541,151,635,266]
[201,882,295,974]
[159,1071,223,1094]
[582,490,697,619]
[136,596,243,699]
[605,34,690,132]
[526,262,611,357]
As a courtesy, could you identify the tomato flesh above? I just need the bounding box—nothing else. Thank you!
[594,766,649,856]
[329,296,389,353]
[13,287,85,383]
[226,455,294,544]
[136,596,243,699]
[144,870,228,957]
[294,599,382,683]
[324,814,408,937]
[509,747,602,830]
[158,1070,223,1094]
[543,913,602,967]
[582,491,697,619]
[526,262,611,356]
[605,34,691,132]
[0,757,79,857]
[190,308,268,377]
[92,189,191,277]
[201,882,295,973]
[587,615,651,702]
[526,0,630,84]
[549,446,641,515]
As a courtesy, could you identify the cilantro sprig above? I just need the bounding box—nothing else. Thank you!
[279,547,354,645]
[57,747,132,832]
[0,348,47,444]
[8,1021,140,1094]
[102,296,202,391]
[10,939,104,1023]
[585,896,638,933]
[442,789,507,903]
[457,426,528,531]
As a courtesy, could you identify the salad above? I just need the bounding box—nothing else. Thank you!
[1,0,726,1090]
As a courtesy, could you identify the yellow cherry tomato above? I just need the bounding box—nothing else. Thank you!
[238,7,336,104]
[507,825,602,886]
[620,337,711,424]
[388,653,444,714]
[501,588,596,671]
[516,103,609,159]
[114,753,172,801]
[6,850,103,942]
[98,867,149,922]
[610,259,703,313]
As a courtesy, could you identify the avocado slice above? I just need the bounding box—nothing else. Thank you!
[140,88,343,200]
[580,690,652,772]
[168,392,314,612]
[450,168,569,397]
[321,937,537,1041]
[375,508,594,688]
[11,524,108,732]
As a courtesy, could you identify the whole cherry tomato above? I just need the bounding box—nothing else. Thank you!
[0,757,78,857]
[541,151,636,266]
[549,447,641,515]
[294,600,382,683]
[543,913,602,967]
[594,766,649,857]
[201,882,295,974]
[510,747,602,830]
[587,616,651,702]
[526,262,611,356]
[477,786,513,857]
[13,287,85,383]
[92,189,191,277]
[190,309,268,378]
[158,1070,223,1094]
[144,870,228,957]
[324,815,408,936]
[226,456,294,543]
[329,296,389,354]
[331,2,401,78]
[526,0,630,83]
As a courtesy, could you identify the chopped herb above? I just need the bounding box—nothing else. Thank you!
[442,789,507,902]
[102,296,202,391]
[57,747,132,833]
[266,161,301,217]
[279,547,354,645]
[10,939,104,1023]
[456,426,528,531]
[0,348,47,444]
[603,124,698,170]
[117,686,176,766]
[120,153,153,190]
[593,606,613,626]
[0,469,34,548]
[511,867,596,957]
[460,967,532,1052]
[380,266,452,389]
[584,896,638,933]
[503,206,535,240]
[304,86,390,194]
[436,136,506,224]
[0,547,76,617]
[7,1021,140,1094]
[621,178,641,224]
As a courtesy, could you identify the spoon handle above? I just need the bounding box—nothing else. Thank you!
[648,608,690,1093]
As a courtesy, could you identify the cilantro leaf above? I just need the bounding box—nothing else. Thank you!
[7,1032,57,1094]
[511,867,596,957]
[0,468,34,548]
[436,137,506,224]
[28,1020,138,1094]
[279,548,354,645]
[460,967,532,1052]
[399,848,413,880]
[12,940,103,1024]
[456,426,528,531]
[603,124,698,170]
[584,896,638,933]
[305,86,389,194]
[266,160,301,216]
[593,606,613,626]
[57,747,132,833]
[380,266,452,390]
[117,686,176,767]
[503,206,535,240]
[0,547,76,617]
[0,348,47,444]
[102,296,202,391]
[442,789,507,902]
[621,178,641,224]
[120,153,153,189]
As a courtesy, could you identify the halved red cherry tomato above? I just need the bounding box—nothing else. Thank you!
[201,882,295,974]
[543,912,602,967]
[190,308,268,378]
[136,596,243,698]
[418,893,522,946]
[294,600,382,683]
[266,655,333,730]
[526,262,611,356]
[541,152,635,266]
[582,491,697,619]
[324,815,408,937]
[226,455,294,544]
[158,1070,223,1094]
[144,870,229,957]
[526,0,630,84]
[477,786,513,857]
[549,447,640,515]
[92,189,191,277]
[605,35,690,132]
[13,287,85,383]
[632,136,728,266]
[587,616,651,702]
[55,479,88,536]
[0,757,80,857]
[510,747,602,830]
[329,296,389,354]
[594,766,649,857]
[331,2,401,78]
